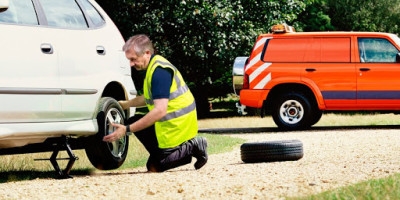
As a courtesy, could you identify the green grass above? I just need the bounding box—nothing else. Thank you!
[198,113,400,129]
[0,133,245,183]
[200,133,245,154]
[2,107,400,198]
[292,174,400,200]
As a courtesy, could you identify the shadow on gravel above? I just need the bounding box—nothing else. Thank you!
[0,169,91,183]
[0,168,198,183]
[93,170,150,177]
[199,125,400,134]
[94,168,194,177]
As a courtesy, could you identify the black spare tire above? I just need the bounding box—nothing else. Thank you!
[85,97,129,170]
[241,140,303,163]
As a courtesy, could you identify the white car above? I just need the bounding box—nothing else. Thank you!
[0,0,136,177]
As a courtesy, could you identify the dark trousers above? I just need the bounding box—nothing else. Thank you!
[127,115,194,172]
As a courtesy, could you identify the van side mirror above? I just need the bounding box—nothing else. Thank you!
[0,0,9,13]
[397,53,400,63]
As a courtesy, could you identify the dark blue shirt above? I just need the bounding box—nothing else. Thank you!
[151,67,173,99]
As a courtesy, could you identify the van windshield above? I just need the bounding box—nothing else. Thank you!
[390,34,400,49]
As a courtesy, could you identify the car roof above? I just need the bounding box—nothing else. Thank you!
[260,31,396,38]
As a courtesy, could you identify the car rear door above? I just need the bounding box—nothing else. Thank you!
[0,0,61,123]
[38,0,106,121]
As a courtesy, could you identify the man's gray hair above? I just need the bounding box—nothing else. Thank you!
[123,34,154,56]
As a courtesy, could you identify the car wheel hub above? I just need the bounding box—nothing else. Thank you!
[105,108,126,158]
[280,100,304,124]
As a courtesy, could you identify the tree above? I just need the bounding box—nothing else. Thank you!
[297,0,334,31]
[326,0,400,33]
[97,0,306,117]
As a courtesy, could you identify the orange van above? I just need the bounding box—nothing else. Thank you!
[235,24,400,129]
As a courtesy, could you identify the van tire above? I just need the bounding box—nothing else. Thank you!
[85,97,129,170]
[311,109,323,126]
[272,92,313,130]
[241,140,303,163]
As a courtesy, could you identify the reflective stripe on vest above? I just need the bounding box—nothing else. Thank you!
[159,100,196,122]
[145,84,189,105]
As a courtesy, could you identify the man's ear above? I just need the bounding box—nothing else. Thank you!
[143,50,152,65]
[144,50,152,56]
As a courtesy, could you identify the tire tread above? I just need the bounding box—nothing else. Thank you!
[240,140,303,163]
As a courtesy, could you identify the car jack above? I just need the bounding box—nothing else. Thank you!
[34,136,79,179]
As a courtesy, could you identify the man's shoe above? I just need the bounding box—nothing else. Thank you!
[191,137,208,170]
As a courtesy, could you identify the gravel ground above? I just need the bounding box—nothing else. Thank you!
[1,128,400,200]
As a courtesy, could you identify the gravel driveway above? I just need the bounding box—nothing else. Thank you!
[1,128,400,199]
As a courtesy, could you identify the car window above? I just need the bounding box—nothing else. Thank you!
[306,38,350,62]
[358,38,399,63]
[79,0,105,27]
[40,0,87,29]
[263,38,308,62]
[0,0,38,25]
[263,38,350,63]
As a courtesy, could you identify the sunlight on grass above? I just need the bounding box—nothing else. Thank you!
[119,136,149,170]
[316,113,400,126]
[198,116,277,129]
[2,112,400,184]
[292,173,400,200]
[198,113,400,129]
[202,133,245,154]
[0,133,244,182]
[0,150,92,172]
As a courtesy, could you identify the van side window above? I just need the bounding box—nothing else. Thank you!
[263,38,309,62]
[263,37,350,63]
[0,0,38,25]
[40,0,88,29]
[79,0,105,27]
[322,38,350,62]
[358,38,399,63]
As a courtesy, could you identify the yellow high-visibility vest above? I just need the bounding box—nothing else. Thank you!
[143,55,198,148]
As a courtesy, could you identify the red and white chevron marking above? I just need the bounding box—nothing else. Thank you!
[245,37,272,89]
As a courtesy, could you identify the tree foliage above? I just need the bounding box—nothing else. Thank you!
[297,0,334,31]
[97,0,306,116]
[326,0,400,33]
[96,0,400,116]
[97,0,305,91]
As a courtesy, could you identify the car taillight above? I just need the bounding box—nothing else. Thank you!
[242,58,250,89]
[243,74,249,89]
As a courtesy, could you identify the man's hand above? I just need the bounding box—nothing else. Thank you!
[118,100,130,110]
[103,123,127,142]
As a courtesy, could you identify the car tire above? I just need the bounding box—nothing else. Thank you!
[272,92,313,130]
[240,140,303,163]
[85,97,129,170]
[311,109,323,126]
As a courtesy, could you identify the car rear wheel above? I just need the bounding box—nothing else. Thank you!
[272,92,313,130]
[85,97,129,170]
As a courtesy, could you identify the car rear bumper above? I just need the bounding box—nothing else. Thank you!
[239,89,270,108]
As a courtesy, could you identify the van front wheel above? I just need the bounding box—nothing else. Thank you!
[272,92,313,130]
